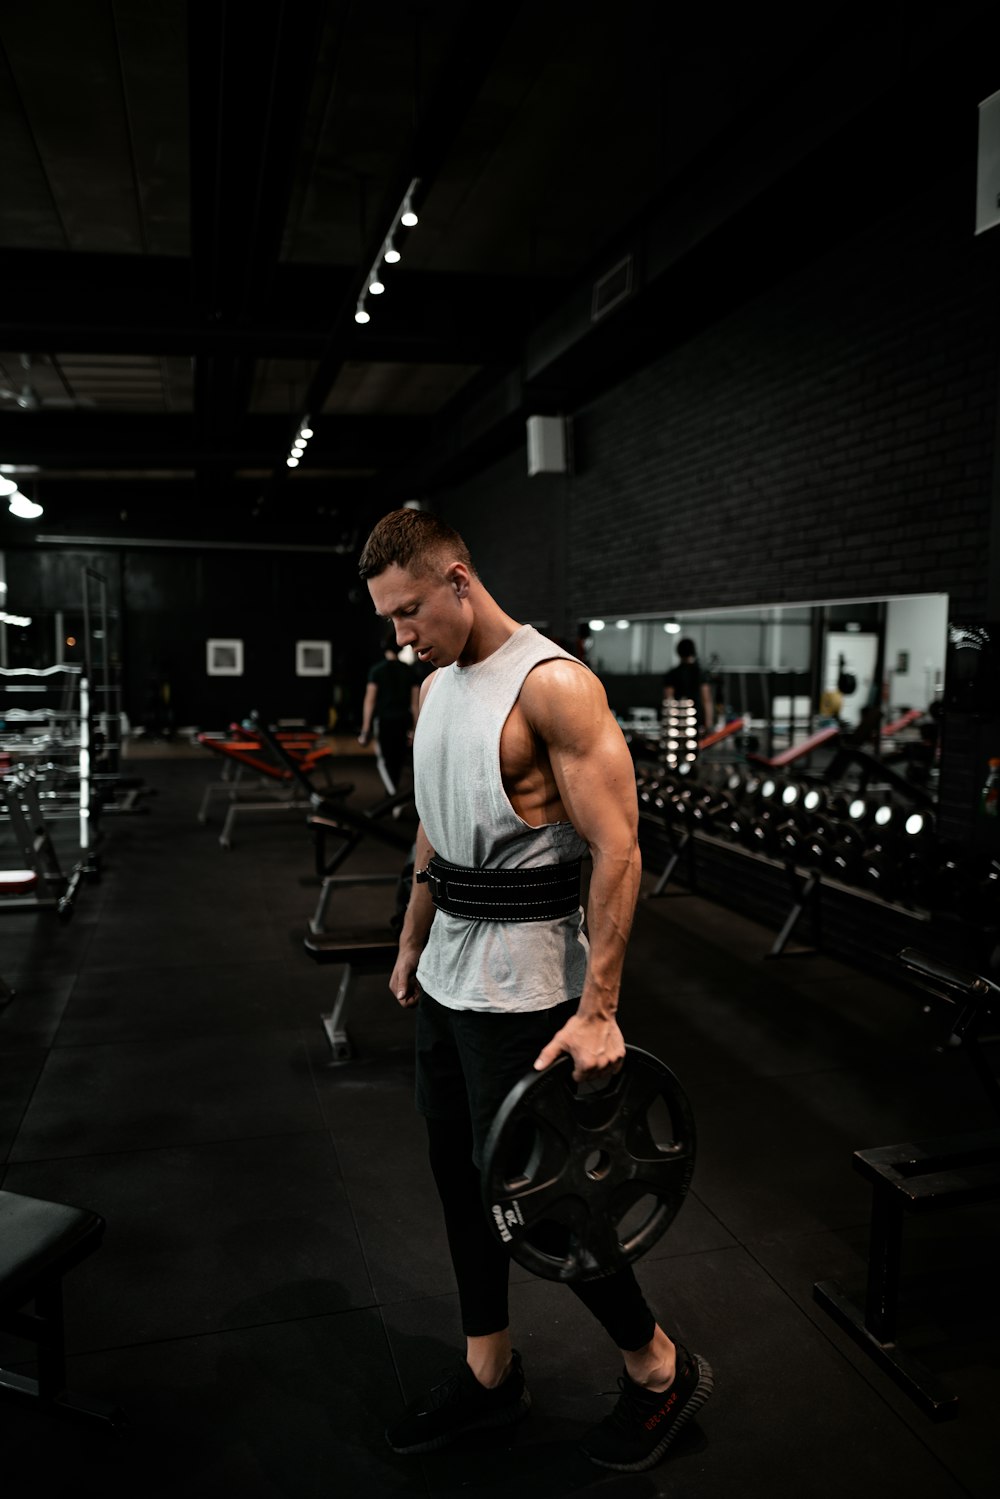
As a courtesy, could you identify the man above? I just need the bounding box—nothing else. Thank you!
[359,509,712,1473]
[357,638,419,796]
[662,637,714,734]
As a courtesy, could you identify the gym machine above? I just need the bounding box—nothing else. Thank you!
[815,948,1000,1419]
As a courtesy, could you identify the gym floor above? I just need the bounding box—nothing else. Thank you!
[1,751,997,1497]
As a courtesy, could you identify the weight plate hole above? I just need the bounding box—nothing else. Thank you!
[584,1149,612,1180]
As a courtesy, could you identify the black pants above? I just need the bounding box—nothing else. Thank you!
[374,716,409,795]
[417,993,658,1350]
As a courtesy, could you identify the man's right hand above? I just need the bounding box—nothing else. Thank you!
[389,948,421,1008]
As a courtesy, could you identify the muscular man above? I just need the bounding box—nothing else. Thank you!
[359,509,712,1473]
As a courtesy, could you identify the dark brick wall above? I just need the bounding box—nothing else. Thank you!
[436,455,573,643]
[439,179,1000,628]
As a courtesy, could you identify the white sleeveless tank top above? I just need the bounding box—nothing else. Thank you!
[414,625,589,1012]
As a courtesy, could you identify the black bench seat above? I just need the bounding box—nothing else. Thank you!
[0,1189,125,1428]
[303,933,398,1063]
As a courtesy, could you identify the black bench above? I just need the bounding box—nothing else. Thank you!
[0,1189,125,1428]
[304,934,399,1063]
[814,948,1000,1419]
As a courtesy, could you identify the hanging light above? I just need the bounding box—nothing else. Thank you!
[355,303,370,324]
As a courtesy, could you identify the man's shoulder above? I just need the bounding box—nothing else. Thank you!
[519,654,603,725]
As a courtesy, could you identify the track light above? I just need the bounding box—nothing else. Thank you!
[356,179,420,327]
[8,490,43,519]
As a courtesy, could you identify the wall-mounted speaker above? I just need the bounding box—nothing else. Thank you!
[976,88,1000,235]
[526,414,567,475]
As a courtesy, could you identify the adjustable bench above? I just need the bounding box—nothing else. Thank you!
[195,729,352,844]
[0,1189,125,1428]
[304,934,398,1062]
[746,724,840,769]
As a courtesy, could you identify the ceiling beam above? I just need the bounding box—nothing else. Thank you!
[186,0,330,489]
[0,411,424,469]
[0,249,552,365]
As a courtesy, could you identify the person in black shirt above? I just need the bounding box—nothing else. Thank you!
[662,638,714,732]
[358,640,419,795]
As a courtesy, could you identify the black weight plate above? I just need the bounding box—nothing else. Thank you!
[482,1045,696,1283]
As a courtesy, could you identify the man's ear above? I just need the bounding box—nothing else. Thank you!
[448,562,471,599]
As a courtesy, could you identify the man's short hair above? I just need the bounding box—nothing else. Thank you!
[677,638,696,658]
[358,508,475,580]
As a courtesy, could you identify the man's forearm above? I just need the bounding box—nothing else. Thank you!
[577,842,641,1020]
[399,823,436,953]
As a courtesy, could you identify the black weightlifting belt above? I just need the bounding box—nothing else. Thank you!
[416,855,583,923]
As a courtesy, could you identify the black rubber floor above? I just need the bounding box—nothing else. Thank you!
[1,751,997,1497]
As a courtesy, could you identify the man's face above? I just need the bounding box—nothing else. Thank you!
[368,562,471,669]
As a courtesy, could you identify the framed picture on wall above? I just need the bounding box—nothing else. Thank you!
[296,640,331,677]
[206,638,244,676]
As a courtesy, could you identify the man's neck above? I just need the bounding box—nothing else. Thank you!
[458,585,522,667]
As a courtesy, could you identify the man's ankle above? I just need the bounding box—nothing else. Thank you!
[467,1352,512,1389]
[623,1332,676,1393]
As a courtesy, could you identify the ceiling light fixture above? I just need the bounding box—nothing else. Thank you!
[0,476,17,496]
[355,178,420,332]
[286,456,299,468]
[299,426,314,440]
[8,490,43,519]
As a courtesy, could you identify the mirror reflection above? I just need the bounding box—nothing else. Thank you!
[589,592,948,799]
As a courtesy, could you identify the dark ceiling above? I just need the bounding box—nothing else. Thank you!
[0,0,997,547]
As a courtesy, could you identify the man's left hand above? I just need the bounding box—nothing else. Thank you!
[532,1012,625,1083]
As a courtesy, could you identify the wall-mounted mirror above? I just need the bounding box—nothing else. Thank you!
[586,592,948,797]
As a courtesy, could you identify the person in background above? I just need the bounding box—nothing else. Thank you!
[662,638,714,733]
[358,637,419,796]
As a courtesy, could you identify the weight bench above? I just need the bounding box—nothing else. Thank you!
[698,715,748,751]
[746,724,840,769]
[304,934,398,1063]
[195,729,352,845]
[242,715,413,933]
[814,948,1000,1419]
[0,1189,125,1428]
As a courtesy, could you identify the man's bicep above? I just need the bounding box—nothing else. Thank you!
[546,712,638,849]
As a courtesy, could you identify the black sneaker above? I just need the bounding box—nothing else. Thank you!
[581,1344,713,1472]
[386,1351,531,1455]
